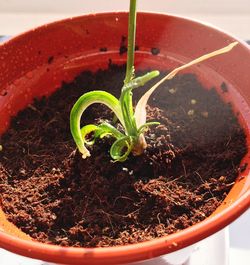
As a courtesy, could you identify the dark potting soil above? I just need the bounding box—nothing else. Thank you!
[0,64,247,247]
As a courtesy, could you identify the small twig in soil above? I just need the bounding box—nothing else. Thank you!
[28,104,42,115]
[182,160,187,178]
[156,213,162,224]
[112,195,134,207]
[195,171,215,198]
[44,117,58,128]
[225,135,232,147]
[81,197,89,218]
[97,209,115,236]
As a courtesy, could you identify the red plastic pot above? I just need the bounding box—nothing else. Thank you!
[0,12,249,265]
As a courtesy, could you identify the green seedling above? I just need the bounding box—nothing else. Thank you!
[70,0,238,162]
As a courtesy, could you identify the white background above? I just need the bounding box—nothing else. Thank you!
[0,1,249,264]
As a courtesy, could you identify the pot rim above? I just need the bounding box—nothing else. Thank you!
[0,11,249,264]
[2,11,250,51]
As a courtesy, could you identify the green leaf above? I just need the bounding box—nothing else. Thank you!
[123,71,160,93]
[80,124,98,145]
[138,121,160,135]
[81,122,125,147]
[110,136,133,162]
[95,122,124,139]
[70,90,124,158]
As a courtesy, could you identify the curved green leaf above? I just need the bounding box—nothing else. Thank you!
[138,121,160,135]
[95,122,125,139]
[80,124,98,145]
[110,136,133,162]
[70,90,124,158]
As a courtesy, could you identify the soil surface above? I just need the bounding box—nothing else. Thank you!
[0,64,247,247]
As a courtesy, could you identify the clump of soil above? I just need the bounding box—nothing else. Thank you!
[0,64,247,247]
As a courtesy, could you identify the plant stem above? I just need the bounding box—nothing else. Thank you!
[124,0,137,84]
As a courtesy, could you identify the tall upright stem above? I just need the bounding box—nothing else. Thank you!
[124,0,137,84]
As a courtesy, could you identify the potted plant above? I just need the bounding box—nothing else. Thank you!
[0,1,249,264]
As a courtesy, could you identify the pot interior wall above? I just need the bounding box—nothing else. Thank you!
[0,12,249,264]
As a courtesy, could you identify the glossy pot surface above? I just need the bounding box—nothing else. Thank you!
[0,12,249,265]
